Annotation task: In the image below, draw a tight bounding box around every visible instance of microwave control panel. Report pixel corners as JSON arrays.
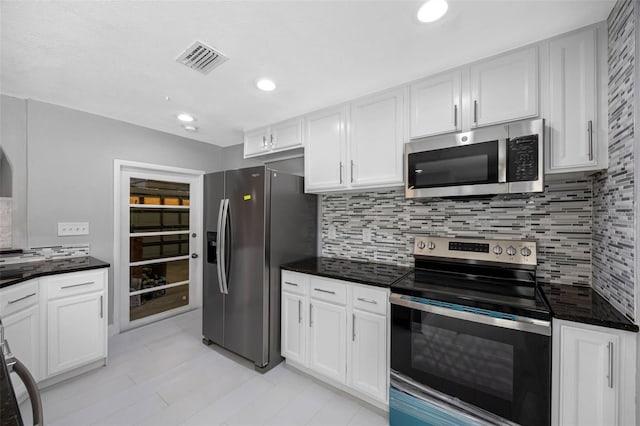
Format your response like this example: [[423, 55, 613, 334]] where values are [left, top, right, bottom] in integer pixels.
[[507, 135, 539, 182]]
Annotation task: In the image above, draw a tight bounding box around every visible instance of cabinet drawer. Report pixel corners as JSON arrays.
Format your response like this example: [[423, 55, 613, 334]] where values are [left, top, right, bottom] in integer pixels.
[[46, 270, 106, 300], [352, 285, 388, 315], [281, 271, 308, 296], [309, 277, 347, 305], [0, 280, 39, 317]]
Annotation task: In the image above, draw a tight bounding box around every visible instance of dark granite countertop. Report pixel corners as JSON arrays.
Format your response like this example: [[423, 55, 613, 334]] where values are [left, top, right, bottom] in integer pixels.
[[0, 257, 110, 289], [0, 348, 22, 426], [281, 257, 411, 288], [540, 282, 638, 332]]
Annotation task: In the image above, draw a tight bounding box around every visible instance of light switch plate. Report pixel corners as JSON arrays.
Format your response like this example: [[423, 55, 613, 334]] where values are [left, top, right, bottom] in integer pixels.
[[362, 228, 372, 243], [58, 222, 89, 236], [328, 224, 337, 239]]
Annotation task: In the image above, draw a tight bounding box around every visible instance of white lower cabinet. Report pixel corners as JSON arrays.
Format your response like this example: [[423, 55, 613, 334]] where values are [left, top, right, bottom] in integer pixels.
[[309, 299, 347, 383], [281, 291, 306, 365], [350, 308, 387, 402], [47, 291, 106, 376], [281, 270, 389, 408], [552, 319, 637, 426], [0, 267, 108, 391]]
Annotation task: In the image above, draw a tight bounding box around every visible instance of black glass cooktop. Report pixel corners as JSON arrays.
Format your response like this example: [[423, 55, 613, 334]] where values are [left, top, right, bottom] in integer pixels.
[[392, 264, 551, 321]]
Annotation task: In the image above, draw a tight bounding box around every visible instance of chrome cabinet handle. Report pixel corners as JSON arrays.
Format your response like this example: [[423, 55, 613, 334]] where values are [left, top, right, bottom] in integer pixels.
[[454, 104, 458, 128], [284, 281, 298, 287], [357, 297, 377, 304], [588, 120, 594, 161], [350, 160, 354, 183], [309, 303, 313, 327], [339, 162, 343, 184], [352, 313, 356, 341], [100, 295, 103, 319], [270, 134, 275, 148], [8, 293, 36, 304], [473, 100, 478, 125], [262, 135, 267, 148], [61, 282, 93, 289], [298, 300, 302, 324], [314, 288, 336, 295], [607, 341, 614, 389]]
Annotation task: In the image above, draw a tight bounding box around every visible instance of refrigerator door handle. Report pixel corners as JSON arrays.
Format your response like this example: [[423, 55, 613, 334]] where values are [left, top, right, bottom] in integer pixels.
[[216, 199, 225, 294], [220, 199, 230, 294]]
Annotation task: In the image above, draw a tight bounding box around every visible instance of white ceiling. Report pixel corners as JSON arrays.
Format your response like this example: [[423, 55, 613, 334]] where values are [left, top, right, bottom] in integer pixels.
[[0, 0, 614, 148]]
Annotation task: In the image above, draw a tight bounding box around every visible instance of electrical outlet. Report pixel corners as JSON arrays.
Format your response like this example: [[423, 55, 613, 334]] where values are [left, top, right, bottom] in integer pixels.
[[362, 228, 372, 243], [328, 224, 337, 239], [58, 222, 89, 236]]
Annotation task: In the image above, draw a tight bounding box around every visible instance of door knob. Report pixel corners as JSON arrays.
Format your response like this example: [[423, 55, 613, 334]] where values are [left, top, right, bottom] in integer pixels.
[[191, 253, 199, 259]]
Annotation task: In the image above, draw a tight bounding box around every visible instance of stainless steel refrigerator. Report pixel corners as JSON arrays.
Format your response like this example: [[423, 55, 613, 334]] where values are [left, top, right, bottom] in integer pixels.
[[202, 166, 317, 372]]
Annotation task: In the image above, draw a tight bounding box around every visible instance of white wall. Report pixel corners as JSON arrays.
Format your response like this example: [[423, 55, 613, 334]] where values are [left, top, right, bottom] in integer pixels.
[[1, 95, 226, 322]]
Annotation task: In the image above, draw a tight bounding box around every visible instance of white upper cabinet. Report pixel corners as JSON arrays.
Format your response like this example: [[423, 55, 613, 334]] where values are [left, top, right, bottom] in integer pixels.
[[304, 105, 348, 192], [547, 25, 606, 173], [470, 46, 539, 127], [350, 88, 404, 188], [243, 126, 270, 157], [410, 71, 461, 138], [243, 118, 303, 158]]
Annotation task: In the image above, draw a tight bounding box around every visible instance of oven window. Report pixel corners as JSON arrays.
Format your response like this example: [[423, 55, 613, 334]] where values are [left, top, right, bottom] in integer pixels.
[[408, 141, 499, 189], [412, 320, 514, 402]]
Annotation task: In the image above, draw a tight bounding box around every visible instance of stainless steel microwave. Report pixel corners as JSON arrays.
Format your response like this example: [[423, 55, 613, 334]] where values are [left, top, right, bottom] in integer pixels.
[[405, 119, 544, 199]]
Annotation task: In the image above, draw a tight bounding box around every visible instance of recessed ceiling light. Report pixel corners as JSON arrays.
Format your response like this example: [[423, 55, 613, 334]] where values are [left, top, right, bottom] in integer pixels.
[[183, 125, 198, 132], [417, 0, 448, 23], [256, 79, 276, 92], [177, 113, 195, 122]]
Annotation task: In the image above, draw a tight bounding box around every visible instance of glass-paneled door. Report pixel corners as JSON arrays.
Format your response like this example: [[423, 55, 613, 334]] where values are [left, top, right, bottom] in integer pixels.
[[120, 170, 201, 329]]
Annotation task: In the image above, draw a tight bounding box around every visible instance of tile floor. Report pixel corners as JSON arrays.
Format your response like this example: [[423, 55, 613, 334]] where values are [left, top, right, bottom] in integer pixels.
[[19, 309, 388, 426]]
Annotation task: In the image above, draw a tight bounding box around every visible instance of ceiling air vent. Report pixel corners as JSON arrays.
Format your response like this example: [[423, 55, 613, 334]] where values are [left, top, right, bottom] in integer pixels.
[[176, 41, 228, 75]]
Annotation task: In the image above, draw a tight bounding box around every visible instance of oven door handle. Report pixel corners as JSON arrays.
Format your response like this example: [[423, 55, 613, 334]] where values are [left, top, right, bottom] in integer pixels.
[[389, 293, 551, 336]]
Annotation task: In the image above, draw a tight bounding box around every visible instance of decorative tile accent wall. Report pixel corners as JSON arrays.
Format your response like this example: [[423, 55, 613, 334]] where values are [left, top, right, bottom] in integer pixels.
[[321, 177, 593, 286], [593, 0, 636, 321], [0, 197, 11, 249]]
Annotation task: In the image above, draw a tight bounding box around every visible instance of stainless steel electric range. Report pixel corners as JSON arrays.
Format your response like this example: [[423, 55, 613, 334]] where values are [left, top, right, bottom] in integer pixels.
[[389, 236, 551, 426]]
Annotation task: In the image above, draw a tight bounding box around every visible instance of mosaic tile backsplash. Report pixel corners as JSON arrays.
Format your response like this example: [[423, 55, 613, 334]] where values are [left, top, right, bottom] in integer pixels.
[[321, 177, 593, 286], [592, 0, 636, 322]]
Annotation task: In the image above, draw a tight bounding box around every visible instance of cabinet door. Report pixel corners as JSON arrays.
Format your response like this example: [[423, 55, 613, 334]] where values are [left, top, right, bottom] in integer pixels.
[[350, 88, 404, 188], [557, 324, 617, 426], [410, 71, 461, 138], [304, 105, 348, 192], [47, 291, 106, 376], [271, 118, 303, 151], [3, 305, 40, 397], [244, 127, 269, 158], [308, 299, 347, 383], [548, 28, 598, 172], [281, 291, 305, 365], [350, 309, 387, 402], [470, 47, 538, 127]]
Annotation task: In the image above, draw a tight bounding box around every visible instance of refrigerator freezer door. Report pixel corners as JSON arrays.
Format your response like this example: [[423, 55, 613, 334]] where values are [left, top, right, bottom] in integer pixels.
[[203, 172, 225, 346], [223, 167, 267, 365]]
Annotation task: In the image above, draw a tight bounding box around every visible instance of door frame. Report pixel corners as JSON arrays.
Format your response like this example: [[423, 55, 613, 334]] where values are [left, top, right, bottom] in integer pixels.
[[113, 160, 204, 334]]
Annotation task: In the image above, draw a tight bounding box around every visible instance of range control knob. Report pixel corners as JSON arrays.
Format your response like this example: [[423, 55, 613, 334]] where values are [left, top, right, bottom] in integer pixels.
[[427, 241, 436, 250], [521, 247, 532, 257], [493, 245, 503, 255], [506, 246, 517, 256], [417, 241, 426, 250]]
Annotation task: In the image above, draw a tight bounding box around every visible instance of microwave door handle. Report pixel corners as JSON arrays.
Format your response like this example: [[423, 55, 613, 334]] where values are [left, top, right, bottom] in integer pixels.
[[498, 139, 507, 183]]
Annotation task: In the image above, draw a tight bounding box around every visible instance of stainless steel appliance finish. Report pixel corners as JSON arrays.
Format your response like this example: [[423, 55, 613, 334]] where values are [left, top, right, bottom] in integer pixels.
[[405, 118, 544, 199], [390, 236, 551, 426], [203, 166, 317, 372]]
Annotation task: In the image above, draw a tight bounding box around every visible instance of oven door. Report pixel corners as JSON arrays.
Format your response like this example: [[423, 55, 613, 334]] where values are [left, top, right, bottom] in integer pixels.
[[405, 139, 507, 198], [390, 294, 551, 426]]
